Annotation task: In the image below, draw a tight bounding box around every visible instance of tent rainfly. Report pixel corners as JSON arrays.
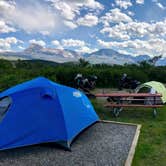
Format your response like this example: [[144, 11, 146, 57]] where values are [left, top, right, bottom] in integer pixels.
[[135, 81, 166, 103], [0, 77, 99, 150]]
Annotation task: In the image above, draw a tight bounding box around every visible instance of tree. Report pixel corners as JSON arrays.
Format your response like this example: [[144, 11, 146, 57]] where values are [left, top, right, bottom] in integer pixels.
[[78, 58, 90, 67], [139, 60, 152, 68], [148, 55, 162, 66]]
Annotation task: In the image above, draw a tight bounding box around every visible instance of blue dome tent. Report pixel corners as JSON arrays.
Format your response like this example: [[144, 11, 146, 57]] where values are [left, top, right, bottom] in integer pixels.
[[0, 77, 99, 150]]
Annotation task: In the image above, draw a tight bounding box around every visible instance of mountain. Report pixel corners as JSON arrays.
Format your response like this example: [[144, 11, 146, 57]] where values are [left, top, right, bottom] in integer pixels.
[[155, 58, 166, 66], [0, 51, 30, 60], [87, 49, 121, 57], [86, 49, 134, 65], [0, 45, 164, 65], [134, 55, 150, 62], [24, 44, 82, 62], [0, 44, 82, 63], [86, 49, 150, 65]]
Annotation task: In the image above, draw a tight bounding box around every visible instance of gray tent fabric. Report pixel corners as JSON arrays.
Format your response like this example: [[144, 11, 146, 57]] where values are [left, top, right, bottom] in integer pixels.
[[0, 97, 12, 122]]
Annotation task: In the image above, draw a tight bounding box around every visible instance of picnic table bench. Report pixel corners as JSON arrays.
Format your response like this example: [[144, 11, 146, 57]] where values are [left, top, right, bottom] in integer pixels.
[[95, 93, 164, 117]]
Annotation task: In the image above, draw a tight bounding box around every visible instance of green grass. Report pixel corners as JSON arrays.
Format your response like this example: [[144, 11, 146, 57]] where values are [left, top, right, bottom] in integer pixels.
[[91, 99, 166, 166]]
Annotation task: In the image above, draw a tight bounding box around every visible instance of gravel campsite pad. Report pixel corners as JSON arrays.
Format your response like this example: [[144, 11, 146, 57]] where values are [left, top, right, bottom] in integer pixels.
[[0, 122, 138, 166]]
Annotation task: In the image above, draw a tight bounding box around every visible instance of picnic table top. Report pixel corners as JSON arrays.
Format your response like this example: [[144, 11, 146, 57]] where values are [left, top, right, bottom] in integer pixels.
[[95, 93, 162, 97]]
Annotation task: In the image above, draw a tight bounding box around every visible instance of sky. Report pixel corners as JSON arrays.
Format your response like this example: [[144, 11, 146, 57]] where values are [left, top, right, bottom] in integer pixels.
[[1, 0, 166, 56]]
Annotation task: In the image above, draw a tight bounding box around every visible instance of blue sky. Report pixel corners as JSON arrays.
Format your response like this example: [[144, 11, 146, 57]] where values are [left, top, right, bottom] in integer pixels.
[[1, 0, 166, 56]]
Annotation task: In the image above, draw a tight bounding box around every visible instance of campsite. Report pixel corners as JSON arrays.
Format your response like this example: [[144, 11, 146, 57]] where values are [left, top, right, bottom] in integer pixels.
[[1, 0, 166, 165], [0, 59, 165, 165]]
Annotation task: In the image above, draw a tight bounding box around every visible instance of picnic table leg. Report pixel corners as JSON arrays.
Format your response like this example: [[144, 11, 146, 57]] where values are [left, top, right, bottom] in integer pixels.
[[113, 107, 123, 117], [113, 107, 119, 117], [153, 108, 157, 117], [153, 96, 157, 117], [113, 97, 120, 117]]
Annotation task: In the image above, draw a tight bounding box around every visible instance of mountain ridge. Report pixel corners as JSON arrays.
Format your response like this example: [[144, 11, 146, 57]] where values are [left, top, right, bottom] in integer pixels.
[[0, 44, 164, 65]]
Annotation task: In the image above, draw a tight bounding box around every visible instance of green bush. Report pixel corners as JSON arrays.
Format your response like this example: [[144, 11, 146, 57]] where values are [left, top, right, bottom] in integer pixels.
[[0, 59, 165, 91]]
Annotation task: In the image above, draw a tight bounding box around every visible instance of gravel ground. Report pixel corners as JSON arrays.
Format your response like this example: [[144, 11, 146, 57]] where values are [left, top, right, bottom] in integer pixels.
[[0, 122, 137, 166]]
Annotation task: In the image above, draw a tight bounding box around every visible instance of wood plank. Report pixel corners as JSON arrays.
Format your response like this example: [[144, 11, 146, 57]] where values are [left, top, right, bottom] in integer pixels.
[[95, 93, 162, 97], [125, 125, 141, 166], [100, 120, 141, 127], [104, 104, 163, 108], [108, 98, 162, 101]]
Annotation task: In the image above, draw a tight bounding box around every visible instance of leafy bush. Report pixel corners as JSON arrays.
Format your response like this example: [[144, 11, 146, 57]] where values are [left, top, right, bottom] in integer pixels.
[[0, 59, 165, 91]]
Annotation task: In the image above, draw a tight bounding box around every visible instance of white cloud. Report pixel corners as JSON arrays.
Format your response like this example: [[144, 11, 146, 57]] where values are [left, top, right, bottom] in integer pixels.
[[40, 31, 51, 36], [0, 20, 16, 33], [29, 39, 46, 47], [51, 40, 63, 49], [127, 11, 134, 16], [100, 20, 166, 40], [97, 38, 166, 56], [52, 1, 76, 20], [101, 22, 150, 39], [0, 0, 59, 35], [18, 46, 25, 50], [100, 25, 130, 40], [152, 0, 166, 10], [0, 0, 15, 11], [0, 0, 104, 34], [47, 0, 103, 29], [62, 39, 85, 47], [76, 46, 97, 53], [84, 0, 104, 10], [97, 39, 112, 48], [136, 0, 144, 4], [0, 37, 22, 51], [115, 0, 132, 9], [63, 20, 77, 29], [48, 0, 103, 20], [101, 8, 132, 26], [52, 40, 60, 46], [52, 38, 95, 53], [77, 14, 98, 27], [156, 2, 165, 10]]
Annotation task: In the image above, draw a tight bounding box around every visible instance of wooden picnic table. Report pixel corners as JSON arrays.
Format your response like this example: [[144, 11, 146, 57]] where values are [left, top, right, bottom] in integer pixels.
[[95, 93, 164, 117], [95, 93, 162, 97]]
